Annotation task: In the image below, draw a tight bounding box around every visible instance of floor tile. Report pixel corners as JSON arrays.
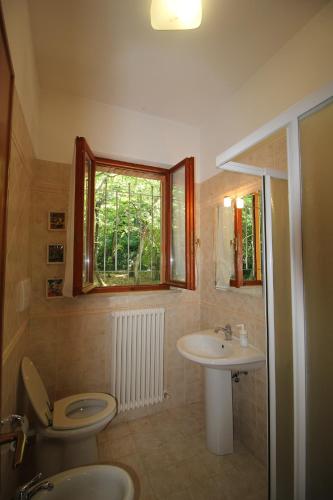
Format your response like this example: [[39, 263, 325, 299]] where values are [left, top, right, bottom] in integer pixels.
[[140, 448, 175, 474], [129, 417, 154, 435], [99, 421, 131, 441], [133, 431, 164, 454], [188, 476, 228, 500], [147, 464, 188, 500], [99, 434, 137, 461], [163, 489, 193, 500], [115, 452, 147, 479], [177, 456, 211, 485], [98, 403, 268, 500]]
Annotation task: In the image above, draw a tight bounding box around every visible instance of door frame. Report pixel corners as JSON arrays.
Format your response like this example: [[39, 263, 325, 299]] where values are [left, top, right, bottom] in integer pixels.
[[0, 5, 15, 415], [216, 81, 333, 500]]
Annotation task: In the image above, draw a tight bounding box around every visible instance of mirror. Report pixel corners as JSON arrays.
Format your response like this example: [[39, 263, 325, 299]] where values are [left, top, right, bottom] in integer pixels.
[[215, 174, 263, 292]]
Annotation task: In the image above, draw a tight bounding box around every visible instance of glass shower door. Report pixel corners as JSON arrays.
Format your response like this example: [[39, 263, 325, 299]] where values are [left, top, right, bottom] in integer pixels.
[[269, 177, 294, 500], [299, 98, 333, 499]]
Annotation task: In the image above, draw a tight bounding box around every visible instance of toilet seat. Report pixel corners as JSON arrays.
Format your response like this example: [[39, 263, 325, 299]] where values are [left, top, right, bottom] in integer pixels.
[[21, 357, 117, 433], [53, 393, 117, 430]]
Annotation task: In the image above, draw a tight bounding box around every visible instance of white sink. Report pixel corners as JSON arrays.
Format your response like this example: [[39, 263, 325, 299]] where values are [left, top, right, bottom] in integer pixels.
[[177, 330, 265, 370], [177, 329, 266, 456], [33, 465, 134, 500]]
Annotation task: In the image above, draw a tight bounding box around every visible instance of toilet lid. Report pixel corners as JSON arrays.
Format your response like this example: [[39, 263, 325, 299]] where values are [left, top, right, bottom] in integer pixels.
[[52, 393, 117, 430], [21, 357, 52, 427]]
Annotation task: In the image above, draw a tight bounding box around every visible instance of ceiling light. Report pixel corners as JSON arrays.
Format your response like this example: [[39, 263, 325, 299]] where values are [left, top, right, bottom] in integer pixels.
[[236, 197, 244, 209], [151, 0, 202, 30]]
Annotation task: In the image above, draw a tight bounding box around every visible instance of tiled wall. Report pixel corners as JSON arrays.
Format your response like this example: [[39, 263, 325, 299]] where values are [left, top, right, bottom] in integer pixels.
[[199, 171, 268, 464], [28, 161, 202, 420], [234, 128, 287, 172], [1, 91, 33, 499]]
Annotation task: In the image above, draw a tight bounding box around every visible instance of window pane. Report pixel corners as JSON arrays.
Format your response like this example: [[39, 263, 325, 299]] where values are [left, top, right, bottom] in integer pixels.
[[94, 168, 162, 287], [241, 192, 262, 282], [82, 153, 92, 287], [242, 194, 256, 280], [171, 166, 186, 282]]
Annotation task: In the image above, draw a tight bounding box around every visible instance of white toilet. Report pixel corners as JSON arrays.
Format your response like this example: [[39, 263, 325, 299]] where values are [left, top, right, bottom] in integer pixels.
[[21, 357, 117, 475]]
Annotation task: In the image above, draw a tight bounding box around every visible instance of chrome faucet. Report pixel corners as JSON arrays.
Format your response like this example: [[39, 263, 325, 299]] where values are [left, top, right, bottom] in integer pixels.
[[15, 473, 54, 500], [0, 414, 27, 468], [214, 324, 233, 340]]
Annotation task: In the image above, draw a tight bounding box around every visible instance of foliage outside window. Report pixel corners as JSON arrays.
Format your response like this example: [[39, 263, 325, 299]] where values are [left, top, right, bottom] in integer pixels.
[[230, 192, 262, 288], [73, 137, 195, 294], [94, 168, 162, 287]]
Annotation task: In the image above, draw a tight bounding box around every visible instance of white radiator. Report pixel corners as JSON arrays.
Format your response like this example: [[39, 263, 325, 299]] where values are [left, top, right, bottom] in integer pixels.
[[111, 308, 165, 413]]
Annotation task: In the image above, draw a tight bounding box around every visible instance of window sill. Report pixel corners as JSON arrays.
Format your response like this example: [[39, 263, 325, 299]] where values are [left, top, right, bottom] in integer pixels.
[[87, 287, 184, 298], [216, 285, 263, 298], [91, 284, 170, 294]]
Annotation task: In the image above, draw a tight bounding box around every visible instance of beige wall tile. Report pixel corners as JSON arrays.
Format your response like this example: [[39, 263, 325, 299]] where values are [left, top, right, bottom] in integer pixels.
[[1, 90, 33, 499]]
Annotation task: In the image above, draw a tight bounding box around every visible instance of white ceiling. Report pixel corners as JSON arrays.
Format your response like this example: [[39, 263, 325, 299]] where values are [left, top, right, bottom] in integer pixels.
[[28, 0, 328, 126]]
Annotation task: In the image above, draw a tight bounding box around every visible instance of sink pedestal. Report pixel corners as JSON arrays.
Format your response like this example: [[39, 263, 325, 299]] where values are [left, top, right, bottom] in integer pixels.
[[204, 368, 233, 455]]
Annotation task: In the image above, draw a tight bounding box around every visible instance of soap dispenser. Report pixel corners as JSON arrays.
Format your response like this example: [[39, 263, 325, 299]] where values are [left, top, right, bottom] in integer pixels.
[[237, 324, 248, 347]]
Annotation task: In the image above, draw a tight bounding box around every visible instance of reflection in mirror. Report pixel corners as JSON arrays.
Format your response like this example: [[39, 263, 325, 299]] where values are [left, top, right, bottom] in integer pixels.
[[215, 203, 234, 288], [232, 192, 262, 285], [215, 176, 263, 291]]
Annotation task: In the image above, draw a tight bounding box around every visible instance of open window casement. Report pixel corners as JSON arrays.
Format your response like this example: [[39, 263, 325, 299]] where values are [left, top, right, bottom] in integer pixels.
[[73, 137, 96, 295], [73, 137, 195, 295], [166, 157, 195, 290]]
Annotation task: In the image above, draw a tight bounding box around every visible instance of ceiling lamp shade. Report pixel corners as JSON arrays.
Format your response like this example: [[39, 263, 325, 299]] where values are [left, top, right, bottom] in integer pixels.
[[151, 0, 202, 30]]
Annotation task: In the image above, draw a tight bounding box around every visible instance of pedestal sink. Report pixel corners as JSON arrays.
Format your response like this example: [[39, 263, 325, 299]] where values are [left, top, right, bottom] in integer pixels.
[[177, 329, 265, 455]]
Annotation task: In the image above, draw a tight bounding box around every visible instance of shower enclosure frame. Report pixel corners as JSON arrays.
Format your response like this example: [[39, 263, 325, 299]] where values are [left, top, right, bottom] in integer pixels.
[[215, 81, 333, 500], [218, 158, 289, 500]]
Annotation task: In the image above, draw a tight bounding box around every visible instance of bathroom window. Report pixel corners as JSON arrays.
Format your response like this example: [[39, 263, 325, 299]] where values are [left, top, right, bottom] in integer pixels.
[[230, 192, 262, 287], [73, 137, 195, 294]]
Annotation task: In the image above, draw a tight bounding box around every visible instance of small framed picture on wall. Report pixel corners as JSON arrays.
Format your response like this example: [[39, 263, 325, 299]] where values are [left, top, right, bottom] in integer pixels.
[[46, 278, 64, 299], [48, 211, 66, 231], [47, 244, 65, 264]]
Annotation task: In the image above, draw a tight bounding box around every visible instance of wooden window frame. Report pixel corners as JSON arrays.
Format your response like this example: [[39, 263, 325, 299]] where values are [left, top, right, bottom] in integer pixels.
[[73, 137, 96, 295], [166, 158, 195, 290], [73, 137, 195, 295], [229, 192, 262, 288]]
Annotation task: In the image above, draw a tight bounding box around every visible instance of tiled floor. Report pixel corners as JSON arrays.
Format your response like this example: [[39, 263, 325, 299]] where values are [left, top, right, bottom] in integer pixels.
[[97, 403, 267, 500]]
